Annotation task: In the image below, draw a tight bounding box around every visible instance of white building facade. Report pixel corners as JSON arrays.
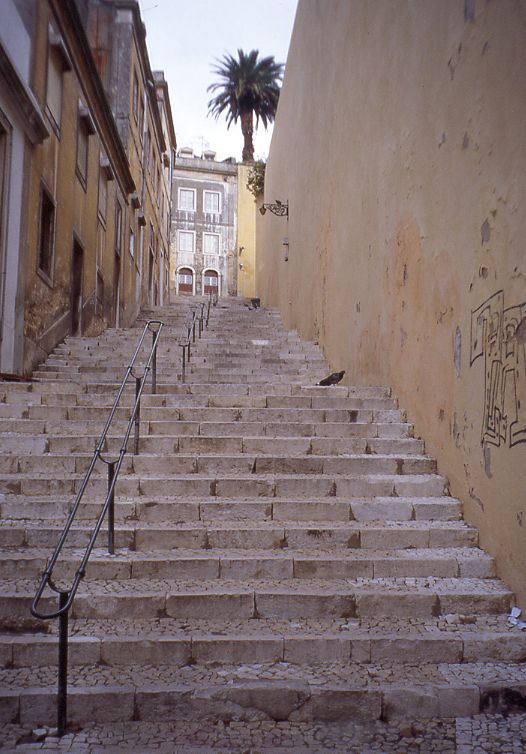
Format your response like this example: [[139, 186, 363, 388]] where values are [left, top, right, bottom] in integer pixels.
[[171, 148, 238, 298]]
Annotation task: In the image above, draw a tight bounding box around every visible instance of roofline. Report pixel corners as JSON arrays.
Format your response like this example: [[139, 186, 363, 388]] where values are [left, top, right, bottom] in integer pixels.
[[153, 71, 177, 150], [100, 0, 166, 153]]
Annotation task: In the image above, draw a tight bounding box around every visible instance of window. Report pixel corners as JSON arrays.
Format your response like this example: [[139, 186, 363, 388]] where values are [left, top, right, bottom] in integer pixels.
[[115, 203, 122, 257], [177, 267, 194, 294], [129, 227, 135, 258], [204, 190, 220, 214], [144, 128, 150, 171], [46, 49, 63, 130], [132, 70, 139, 122], [98, 169, 107, 221], [203, 233, 220, 255], [46, 27, 71, 131], [178, 230, 194, 253], [156, 167, 161, 205], [38, 184, 55, 280], [76, 118, 89, 185], [139, 97, 144, 136], [96, 223, 105, 270], [178, 188, 195, 211]]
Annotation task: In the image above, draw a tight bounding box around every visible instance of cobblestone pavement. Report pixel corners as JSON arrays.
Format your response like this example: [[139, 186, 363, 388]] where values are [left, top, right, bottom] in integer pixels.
[[1, 714, 525, 753]]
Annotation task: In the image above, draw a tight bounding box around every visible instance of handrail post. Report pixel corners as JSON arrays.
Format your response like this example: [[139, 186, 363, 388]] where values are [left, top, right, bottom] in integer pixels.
[[107, 461, 116, 555], [182, 345, 186, 383], [134, 377, 141, 455], [151, 329, 157, 395], [57, 591, 69, 736], [192, 316, 196, 343]]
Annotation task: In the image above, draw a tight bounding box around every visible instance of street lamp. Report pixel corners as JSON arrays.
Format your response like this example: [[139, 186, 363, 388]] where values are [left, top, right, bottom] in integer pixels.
[[259, 200, 289, 217]]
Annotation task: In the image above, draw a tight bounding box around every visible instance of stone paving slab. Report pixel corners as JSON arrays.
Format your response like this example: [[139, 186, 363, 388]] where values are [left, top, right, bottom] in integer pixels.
[[1, 714, 524, 754]]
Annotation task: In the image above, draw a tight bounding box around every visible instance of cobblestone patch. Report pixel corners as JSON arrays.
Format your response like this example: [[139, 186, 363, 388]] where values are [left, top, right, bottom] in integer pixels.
[[1, 659, 526, 690], [1, 714, 526, 753]]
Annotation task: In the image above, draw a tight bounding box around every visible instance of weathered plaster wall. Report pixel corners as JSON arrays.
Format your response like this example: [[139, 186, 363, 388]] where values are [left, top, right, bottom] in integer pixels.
[[259, 0, 526, 606], [237, 164, 257, 299]]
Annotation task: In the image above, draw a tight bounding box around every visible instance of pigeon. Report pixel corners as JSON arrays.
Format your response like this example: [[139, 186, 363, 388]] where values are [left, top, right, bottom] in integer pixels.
[[318, 370, 345, 386]]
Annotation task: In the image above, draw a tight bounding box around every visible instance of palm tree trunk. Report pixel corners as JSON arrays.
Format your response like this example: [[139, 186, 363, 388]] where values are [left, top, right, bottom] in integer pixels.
[[241, 110, 254, 163]]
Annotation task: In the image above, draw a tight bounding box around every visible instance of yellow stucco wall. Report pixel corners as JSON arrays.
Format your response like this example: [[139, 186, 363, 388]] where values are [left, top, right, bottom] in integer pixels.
[[237, 164, 257, 299], [259, 0, 526, 607]]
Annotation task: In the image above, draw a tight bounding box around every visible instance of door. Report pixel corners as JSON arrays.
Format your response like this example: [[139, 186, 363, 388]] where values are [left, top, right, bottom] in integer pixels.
[[71, 239, 84, 335]]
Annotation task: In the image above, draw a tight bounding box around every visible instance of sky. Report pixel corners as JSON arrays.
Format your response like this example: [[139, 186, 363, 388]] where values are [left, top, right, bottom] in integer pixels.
[[139, 0, 298, 162]]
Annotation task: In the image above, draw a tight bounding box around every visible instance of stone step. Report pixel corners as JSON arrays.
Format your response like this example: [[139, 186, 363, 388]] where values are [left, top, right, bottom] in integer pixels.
[[1, 659, 525, 726], [0, 520, 477, 550], [0, 472, 448, 499], [20, 405, 401, 423], [0, 495, 461, 523], [35, 435, 424, 456], [0, 453, 436, 477], [0, 546, 494, 581], [0, 577, 512, 622], [1, 615, 524, 670]]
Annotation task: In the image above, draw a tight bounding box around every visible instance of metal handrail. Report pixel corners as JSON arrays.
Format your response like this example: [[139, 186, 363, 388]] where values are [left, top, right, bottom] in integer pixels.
[[178, 294, 216, 382], [30, 319, 163, 734]]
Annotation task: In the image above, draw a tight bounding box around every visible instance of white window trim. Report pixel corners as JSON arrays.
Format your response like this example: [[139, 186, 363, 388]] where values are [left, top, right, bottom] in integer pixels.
[[176, 264, 196, 295], [203, 190, 221, 214], [178, 187, 196, 211], [203, 232, 221, 255], [202, 267, 221, 295], [178, 229, 196, 253]]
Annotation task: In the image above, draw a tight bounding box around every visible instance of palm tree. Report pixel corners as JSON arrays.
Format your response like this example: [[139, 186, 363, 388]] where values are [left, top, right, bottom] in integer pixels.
[[207, 49, 284, 163]]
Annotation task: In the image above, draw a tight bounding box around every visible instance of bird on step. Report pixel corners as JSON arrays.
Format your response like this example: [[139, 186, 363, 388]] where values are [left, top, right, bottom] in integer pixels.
[[318, 370, 345, 386]]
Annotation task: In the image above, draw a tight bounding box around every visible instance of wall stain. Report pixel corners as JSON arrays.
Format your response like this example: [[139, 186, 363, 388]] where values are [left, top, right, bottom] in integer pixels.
[[454, 326, 462, 377], [470, 290, 526, 447], [481, 219, 491, 244], [469, 486, 485, 512]]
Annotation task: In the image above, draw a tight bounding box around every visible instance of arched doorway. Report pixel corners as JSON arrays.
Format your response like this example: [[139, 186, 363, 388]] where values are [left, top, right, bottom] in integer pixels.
[[177, 266, 194, 295], [203, 268, 219, 296]]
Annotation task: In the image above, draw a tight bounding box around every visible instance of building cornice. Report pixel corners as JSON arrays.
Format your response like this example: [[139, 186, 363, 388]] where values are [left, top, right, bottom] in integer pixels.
[[0, 40, 49, 144]]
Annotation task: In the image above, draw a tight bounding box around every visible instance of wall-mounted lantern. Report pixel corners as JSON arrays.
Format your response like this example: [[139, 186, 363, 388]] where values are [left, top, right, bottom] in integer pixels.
[[259, 200, 289, 217]]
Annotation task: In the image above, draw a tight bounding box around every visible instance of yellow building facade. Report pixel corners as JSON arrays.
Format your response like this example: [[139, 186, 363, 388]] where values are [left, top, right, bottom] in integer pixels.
[[258, 0, 526, 607]]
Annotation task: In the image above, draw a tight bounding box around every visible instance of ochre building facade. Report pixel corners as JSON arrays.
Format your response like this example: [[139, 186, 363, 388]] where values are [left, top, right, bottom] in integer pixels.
[[0, 0, 175, 376], [258, 0, 526, 607]]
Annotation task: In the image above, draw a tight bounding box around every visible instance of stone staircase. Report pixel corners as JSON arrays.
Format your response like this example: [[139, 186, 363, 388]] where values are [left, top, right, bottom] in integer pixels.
[[0, 297, 525, 738]]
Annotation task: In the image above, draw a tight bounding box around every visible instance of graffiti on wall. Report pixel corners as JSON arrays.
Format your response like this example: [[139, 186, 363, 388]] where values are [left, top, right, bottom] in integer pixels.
[[470, 290, 526, 448]]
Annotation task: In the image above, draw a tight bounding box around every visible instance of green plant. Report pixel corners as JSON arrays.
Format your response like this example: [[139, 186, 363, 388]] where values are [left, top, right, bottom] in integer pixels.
[[246, 160, 266, 199], [207, 49, 284, 163]]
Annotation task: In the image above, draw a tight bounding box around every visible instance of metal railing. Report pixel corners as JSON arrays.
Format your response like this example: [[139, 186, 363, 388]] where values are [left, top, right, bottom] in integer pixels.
[[179, 293, 217, 382], [30, 320, 163, 735]]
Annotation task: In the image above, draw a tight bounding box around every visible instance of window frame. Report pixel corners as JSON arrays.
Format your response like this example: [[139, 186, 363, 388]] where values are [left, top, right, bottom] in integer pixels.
[[203, 190, 221, 214], [203, 232, 221, 256], [178, 187, 196, 212], [178, 229, 195, 253], [36, 182, 56, 285], [45, 25, 72, 134]]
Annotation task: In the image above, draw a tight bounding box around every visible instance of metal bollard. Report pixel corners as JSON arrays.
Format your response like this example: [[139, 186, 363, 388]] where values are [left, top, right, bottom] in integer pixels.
[[134, 377, 141, 455], [57, 591, 69, 736], [151, 330, 157, 395], [107, 461, 116, 554]]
